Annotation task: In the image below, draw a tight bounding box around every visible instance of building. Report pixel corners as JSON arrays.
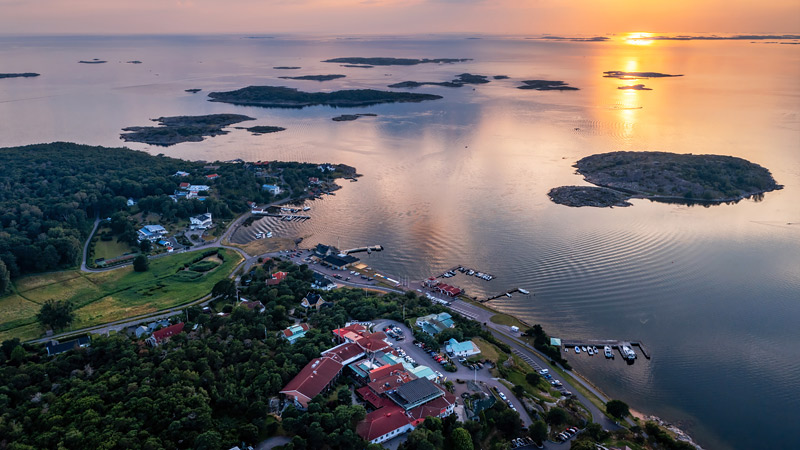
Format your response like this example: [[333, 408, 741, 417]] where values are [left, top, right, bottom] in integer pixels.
[[308, 177, 321, 185], [262, 184, 281, 195], [187, 185, 210, 192], [312, 272, 336, 291], [281, 323, 311, 344], [300, 292, 328, 310], [266, 271, 288, 286], [356, 405, 414, 444], [45, 336, 90, 356], [387, 378, 445, 411], [321, 254, 359, 270], [137, 224, 167, 242], [321, 342, 365, 365], [407, 388, 457, 422], [280, 356, 344, 409], [205, 173, 220, 180], [189, 213, 213, 230], [174, 171, 190, 177], [240, 300, 266, 313], [146, 322, 185, 347], [415, 313, 456, 335], [332, 323, 393, 355], [445, 338, 481, 358], [126, 198, 136, 206], [434, 283, 462, 297]]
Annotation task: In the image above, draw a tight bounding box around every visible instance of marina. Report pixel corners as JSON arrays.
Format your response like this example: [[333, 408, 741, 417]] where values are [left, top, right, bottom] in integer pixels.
[[560, 339, 651, 361], [437, 265, 496, 281]]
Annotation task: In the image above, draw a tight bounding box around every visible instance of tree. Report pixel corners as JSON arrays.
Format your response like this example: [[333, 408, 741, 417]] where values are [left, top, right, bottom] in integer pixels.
[[528, 420, 548, 444], [36, 299, 75, 330], [194, 431, 221, 450], [0, 260, 10, 295], [212, 278, 236, 298], [139, 239, 152, 253], [545, 407, 569, 427], [133, 254, 149, 272], [606, 399, 630, 419], [512, 384, 526, 398], [452, 428, 474, 450], [10, 345, 26, 364], [525, 372, 541, 386]]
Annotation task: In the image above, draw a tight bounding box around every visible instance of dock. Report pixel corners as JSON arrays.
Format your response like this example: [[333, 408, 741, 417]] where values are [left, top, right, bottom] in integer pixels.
[[483, 288, 530, 302], [560, 339, 651, 360], [437, 265, 496, 281], [251, 211, 311, 221], [342, 245, 384, 255]]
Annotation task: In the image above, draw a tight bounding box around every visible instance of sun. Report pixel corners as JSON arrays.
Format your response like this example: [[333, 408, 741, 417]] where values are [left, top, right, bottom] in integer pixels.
[[625, 32, 654, 46]]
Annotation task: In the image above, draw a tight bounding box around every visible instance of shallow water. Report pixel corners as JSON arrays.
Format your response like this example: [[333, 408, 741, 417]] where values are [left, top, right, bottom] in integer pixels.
[[1, 35, 798, 449]]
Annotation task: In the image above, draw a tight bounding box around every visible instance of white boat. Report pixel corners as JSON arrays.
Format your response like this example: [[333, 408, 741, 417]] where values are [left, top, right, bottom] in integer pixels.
[[254, 232, 264, 239], [266, 231, 273, 238], [574, 346, 580, 353], [587, 347, 594, 355], [604, 346, 613, 358], [505, 292, 512, 298], [302, 206, 311, 211], [518, 288, 530, 295], [581, 346, 587, 352], [621, 345, 637, 360], [592, 346, 599, 354], [565, 347, 569, 352]]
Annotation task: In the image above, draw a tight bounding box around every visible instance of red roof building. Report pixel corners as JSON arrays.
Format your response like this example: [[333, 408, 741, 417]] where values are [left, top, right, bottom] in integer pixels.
[[146, 323, 185, 346], [205, 173, 219, 180], [406, 390, 457, 422], [179, 182, 190, 189], [280, 356, 343, 409], [321, 342, 365, 365], [356, 405, 414, 444], [266, 271, 288, 286]]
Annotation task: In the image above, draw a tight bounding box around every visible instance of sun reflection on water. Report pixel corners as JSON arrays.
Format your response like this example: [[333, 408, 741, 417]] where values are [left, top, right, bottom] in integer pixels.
[[625, 32, 654, 46]]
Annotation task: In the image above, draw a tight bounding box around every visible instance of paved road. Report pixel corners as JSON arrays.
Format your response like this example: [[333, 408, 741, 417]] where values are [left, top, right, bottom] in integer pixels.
[[80, 215, 101, 271]]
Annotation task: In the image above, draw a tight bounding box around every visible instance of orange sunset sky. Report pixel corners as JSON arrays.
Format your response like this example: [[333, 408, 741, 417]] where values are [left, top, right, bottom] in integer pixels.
[[0, 0, 798, 35]]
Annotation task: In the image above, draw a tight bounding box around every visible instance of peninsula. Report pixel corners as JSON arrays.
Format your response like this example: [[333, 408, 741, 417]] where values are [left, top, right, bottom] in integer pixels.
[[322, 57, 471, 66], [0, 73, 40, 79], [388, 73, 490, 88], [120, 114, 255, 146], [207, 85, 442, 108], [603, 71, 683, 79], [517, 80, 579, 90], [278, 74, 346, 81], [549, 151, 781, 207]]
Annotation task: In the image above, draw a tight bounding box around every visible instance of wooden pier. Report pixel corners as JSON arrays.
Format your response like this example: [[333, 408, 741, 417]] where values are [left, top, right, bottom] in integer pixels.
[[560, 339, 651, 360], [483, 288, 530, 302], [342, 245, 384, 255], [251, 211, 311, 221]]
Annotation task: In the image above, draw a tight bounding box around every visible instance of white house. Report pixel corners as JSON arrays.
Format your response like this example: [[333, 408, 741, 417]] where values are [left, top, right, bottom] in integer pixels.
[[174, 171, 190, 177], [445, 338, 481, 358], [262, 184, 281, 195], [190, 213, 212, 230], [137, 224, 167, 242], [188, 185, 210, 192]]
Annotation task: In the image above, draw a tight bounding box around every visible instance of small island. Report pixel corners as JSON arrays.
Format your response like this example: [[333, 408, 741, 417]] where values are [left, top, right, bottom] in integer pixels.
[[549, 151, 781, 207], [332, 113, 378, 122], [0, 73, 40, 79], [273, 66, 301, 70], [322, 57, 471, 66], [341, 64, 374, 68], [493, 75, 509, 80], [241, 125, 286, 135], [79, 59, 107, 64], [517, 80, 579, 91], [278, 74, 346, 81], [388, 73, 490, 88], [185, 88, 202, 93], [126, 60, 142, 64], [603, 71, 683, 79], [120, 114, 255, 146], [618, 84, 652, 90], [207, 85, 442, 108]]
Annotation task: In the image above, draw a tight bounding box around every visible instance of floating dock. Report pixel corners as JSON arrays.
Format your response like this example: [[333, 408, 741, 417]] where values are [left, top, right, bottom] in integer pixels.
[[483, 288, 530, 302], [251, 212, 310, 221], [342, 245, 384, 255], [560, 339, 651, 360]]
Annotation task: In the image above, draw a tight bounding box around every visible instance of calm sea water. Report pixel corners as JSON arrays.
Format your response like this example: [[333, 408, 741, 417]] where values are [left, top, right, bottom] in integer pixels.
[[1, 35, 798, 449]]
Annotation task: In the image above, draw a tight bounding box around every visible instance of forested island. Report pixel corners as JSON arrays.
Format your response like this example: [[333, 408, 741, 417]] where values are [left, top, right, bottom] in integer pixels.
[[549, 151, 781, 207], [208, 86, 442, 108], [120, 114, 255, 145], [0, 73, 40, 79], [322, 57, 471, 66], [603, 71, 682, 79], [278, 74, 346, 81], [388, 73, 490, 88], [517, 80, 579, 91]]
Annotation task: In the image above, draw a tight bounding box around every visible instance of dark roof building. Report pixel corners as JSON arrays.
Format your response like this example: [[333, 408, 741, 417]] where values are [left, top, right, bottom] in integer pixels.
[[45, 336, 91, 356], [387, 378, 444, 410], [321, 254, 359, 269]]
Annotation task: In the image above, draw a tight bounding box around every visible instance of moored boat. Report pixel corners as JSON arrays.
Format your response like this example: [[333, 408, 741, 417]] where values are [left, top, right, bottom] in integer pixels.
[[518, 288, 530, 294], [574, 346, 580, 353], [604, 345, 613, 358]]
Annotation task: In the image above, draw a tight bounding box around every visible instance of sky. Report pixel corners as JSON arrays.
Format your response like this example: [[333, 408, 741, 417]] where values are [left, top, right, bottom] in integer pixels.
[[0, 0, 798, 35]]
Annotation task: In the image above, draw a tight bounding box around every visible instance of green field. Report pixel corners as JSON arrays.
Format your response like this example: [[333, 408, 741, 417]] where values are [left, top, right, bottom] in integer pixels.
[[1, 248, 243, 341], [94, 238, 136, 261]]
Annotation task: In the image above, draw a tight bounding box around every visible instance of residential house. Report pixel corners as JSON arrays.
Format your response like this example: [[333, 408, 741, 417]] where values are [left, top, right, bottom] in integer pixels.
[[126, 198, 136, 206], [146, 323, 185, 347], [262, 184, 281, 195], [266, 271, 288, 286], [308, 177, 321, 185], [445, 338, 480, 358], [240, 300, 266, 313], [312, 272, 336, 291], [174, 171, 190, 177], [133, 326, 149, 338], [280, 356, 343, 409], [45, 337, 90, 357], [300, 292, 329, 310], [356, 405, 414, 444], [137, 224, 167, 242], [205, 173, 220, 180], [318, 164, 335, 172], [179, 182, 191, 189], [415, 313, 455, 335], [189, 213, 213, 230], [187, 185, 210, 192], [281, 323, 311, 344]]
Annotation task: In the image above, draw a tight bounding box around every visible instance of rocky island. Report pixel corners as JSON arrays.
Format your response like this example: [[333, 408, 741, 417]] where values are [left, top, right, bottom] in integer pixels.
[[185, 88, 202, 93], [278, 74, 346, 81], [273, 66, 301, 69], [0, 73, 40, 79], [120, 114, 255, 146], [493, 75, 509, 79], [126, 60, 142, 64], [79, 59, 107, 64], [332, 113, 378, 122], [241, 125, 286, 135], [549, 151, 781, 207], [517, 80, 579, 90], [207, 85, 442, 108], [604, 71, 683, 79], [322, 57, 471, 66], [388, 73, 490, 88]]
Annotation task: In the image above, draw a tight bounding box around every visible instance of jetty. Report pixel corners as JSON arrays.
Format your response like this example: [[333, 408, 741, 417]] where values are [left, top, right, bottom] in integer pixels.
[[342, 245, 384, 255], [561, 339, 651, 360], [438, 265, 496, 281], [484, 288, 530, 302], [250, 210, 311, 221]]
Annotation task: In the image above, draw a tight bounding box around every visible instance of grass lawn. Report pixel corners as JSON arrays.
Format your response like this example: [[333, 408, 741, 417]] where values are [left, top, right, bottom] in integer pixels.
[[94, 238, 136, 261], [490, 313, 529, 329], [0, 294, 43, 332], [472, 337, 504, 363], [2, 248, 243, 341]]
